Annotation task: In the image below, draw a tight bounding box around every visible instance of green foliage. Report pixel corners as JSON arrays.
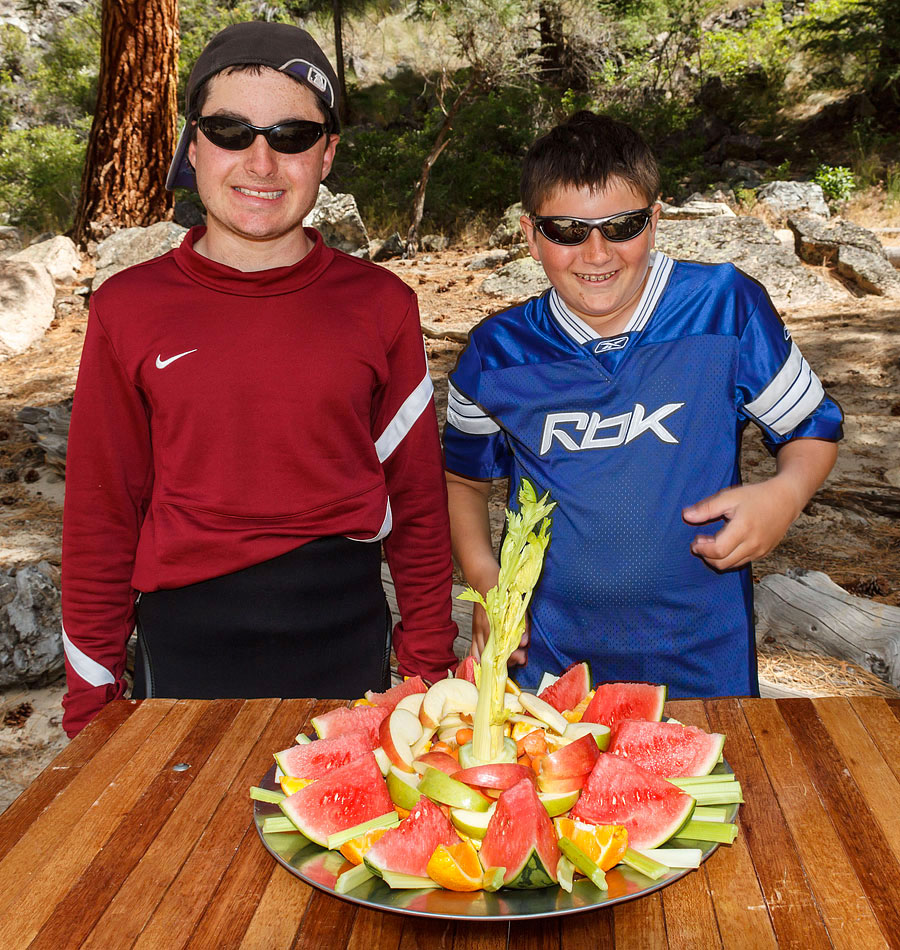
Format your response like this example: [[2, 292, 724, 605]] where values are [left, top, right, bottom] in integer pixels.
[[701, 3, 790, 86], [812, 163, 856, 201], [0, 123, 88, 232]]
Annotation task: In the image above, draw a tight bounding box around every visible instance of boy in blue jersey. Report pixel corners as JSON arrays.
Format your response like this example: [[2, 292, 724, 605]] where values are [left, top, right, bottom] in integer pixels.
[[443, 111, 842, 698]]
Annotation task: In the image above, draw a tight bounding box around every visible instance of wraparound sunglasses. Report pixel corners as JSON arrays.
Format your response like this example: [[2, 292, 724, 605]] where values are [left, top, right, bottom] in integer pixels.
[[532, 206, 654, 245], [196, 115, 329, 154]]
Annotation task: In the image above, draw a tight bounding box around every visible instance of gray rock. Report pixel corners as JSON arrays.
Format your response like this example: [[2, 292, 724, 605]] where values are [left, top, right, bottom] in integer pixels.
[[420, 234, 450, 252], [371, 232, 404, 262], [481, 258, 550, 300], [174, 199, 205, 229], [0, 261, 56, 361], [92, 221, 188, 292], [720, 160, 764, 188], [17, 399, 72, 475], [302, 184, 369, 257], [0, 561, 63, 689], [10, 234, 81, 283], [655, 217, 845, 309], [0, 226, 24, 257], [660, 200, 736, 220], [756, 181, 830, 220], [489, 203, 525, 248], [787, 213, 885, 266], [466, 246, 529, 270], [836, 245, 900, 297]]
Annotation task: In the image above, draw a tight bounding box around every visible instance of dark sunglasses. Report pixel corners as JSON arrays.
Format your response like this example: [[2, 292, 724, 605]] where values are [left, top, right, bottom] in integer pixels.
[[532, 207, 654, 245], [196, 115, 328, 154]]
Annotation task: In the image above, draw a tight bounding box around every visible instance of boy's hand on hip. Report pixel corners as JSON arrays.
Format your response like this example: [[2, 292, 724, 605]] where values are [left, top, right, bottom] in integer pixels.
[[682, 479, 798, 571]]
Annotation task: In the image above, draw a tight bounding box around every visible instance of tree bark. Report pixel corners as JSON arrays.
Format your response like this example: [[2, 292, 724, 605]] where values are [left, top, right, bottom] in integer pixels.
[[331, 0, 348, 125], [71, 0, 179, 245]]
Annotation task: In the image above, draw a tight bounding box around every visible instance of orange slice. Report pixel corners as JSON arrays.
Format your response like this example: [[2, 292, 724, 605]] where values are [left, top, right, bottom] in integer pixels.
[[279, 775, 315, 796], [554, 818, 628, 871], [426, 840, 484, 891], [338, 826, 389, 865], [563, 691, 594, 723]]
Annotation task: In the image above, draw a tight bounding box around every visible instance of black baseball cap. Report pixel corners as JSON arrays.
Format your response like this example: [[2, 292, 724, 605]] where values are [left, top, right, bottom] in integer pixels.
[[166, 21, 341, 191]]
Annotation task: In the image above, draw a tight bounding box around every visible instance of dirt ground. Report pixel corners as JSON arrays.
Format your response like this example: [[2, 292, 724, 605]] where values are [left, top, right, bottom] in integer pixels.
[[1, 244, 899, 813]]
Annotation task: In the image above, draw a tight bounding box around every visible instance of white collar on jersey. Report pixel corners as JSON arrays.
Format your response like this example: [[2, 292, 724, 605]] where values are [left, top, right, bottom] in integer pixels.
[[547, 250, 675, 346]]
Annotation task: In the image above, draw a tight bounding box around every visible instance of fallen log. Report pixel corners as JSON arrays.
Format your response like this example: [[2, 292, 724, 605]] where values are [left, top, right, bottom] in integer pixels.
[[755, 569, 900, 690], [421, 321, 469, 344], [810, 487, 900, 520]]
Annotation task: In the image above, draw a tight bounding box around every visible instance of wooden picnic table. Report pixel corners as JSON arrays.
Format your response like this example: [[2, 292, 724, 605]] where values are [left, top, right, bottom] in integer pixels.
[[1, 695, 900, 948]]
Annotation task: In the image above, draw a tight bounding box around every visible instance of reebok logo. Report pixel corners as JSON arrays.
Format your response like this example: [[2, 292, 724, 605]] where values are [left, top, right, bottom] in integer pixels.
[[593, 335, 629, 354], [156, 349, 197, 369], [539, 402, 685, 454]]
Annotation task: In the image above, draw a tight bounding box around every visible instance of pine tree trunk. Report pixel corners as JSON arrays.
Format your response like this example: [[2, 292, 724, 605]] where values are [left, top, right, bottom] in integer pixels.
[[71, 0, 179, 245], [332, 0, 348, 125]]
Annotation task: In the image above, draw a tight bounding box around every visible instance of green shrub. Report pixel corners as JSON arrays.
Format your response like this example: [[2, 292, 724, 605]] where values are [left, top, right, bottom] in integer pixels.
[[812, 163, 856, 201], [0, 124, 88, 233]]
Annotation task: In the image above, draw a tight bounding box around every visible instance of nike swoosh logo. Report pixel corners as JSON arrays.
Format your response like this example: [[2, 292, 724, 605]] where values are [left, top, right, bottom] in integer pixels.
[[156, 349, 197, 369]]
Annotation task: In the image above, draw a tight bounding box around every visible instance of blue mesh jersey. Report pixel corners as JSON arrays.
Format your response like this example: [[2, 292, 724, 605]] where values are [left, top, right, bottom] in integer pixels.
[[444, 252, 843, 698]]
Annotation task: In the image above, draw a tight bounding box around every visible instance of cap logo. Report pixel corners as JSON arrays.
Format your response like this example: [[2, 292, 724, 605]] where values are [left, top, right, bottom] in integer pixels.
[[280, 59, 334, 106]]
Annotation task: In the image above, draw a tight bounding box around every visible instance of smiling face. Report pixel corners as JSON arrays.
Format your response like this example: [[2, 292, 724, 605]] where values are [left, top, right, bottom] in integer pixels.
[[188, 67, 338, 270], [521, 178, 660, 338]]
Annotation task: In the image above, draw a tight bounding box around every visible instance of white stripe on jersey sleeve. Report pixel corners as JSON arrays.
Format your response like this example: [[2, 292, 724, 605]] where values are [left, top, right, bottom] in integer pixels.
[[446, 382, 500, 435], [375, 371, 434, 463], [63, 626, 115, 687], [744, 342, 825, 435]]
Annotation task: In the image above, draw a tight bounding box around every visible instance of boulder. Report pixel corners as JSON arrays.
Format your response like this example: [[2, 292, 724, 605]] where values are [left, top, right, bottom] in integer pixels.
[[466, 246, 528, 270], [302, 184, 369, 257], [481, 257, 550, 300], [756, 181, 830, 220], [0, 261, 56, 361], [0, 561, 63, 689], [659, 199, 736, 220], [0, 226, 24, 257], [489, 203, 525, 248], [654, 217, 845, 309], [787, 213, 885, 266], [10, 235, 81, 283], [17, 399, 72, 476], [92, 221, 188, 292], [420, 234, 450, 252], [835, 245, 900, 297], [371, 232, 404, 262]]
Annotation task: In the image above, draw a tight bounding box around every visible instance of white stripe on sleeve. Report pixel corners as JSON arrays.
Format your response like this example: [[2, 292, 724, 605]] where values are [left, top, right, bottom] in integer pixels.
[[62, 626, 115, 687], [375, 371, 434, 463], [446, 382, 500, 435], [744, 343, 825, 435]]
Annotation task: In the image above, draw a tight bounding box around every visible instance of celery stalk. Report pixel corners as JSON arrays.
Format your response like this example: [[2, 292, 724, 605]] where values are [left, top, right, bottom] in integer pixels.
[[250, 786, 285, 804], [459, 479, 556, 764]]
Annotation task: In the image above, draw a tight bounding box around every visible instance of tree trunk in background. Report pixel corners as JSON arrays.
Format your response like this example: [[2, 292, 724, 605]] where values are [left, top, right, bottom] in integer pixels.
[[332, 0, 348, 125], [71, 0, 179, 245], [538, 2, 565, 84]]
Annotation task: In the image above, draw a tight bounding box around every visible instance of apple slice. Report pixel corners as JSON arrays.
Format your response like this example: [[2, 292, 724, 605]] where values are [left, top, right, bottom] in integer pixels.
[[420, 678, 479, 730], [518, 692, 568, 735], [452, 763, 534, 791], [410, 726, 436, 759], [386, 766, 423, 810], [395, 692, 426, 718], [538, 733, 600, 781], [563, 720, 611, 752], [413, 751, 460, 776], [378, 708, 424, 773], [418, 766, 493, 811], [503, 692, 523, 714], [538, 788, 581, 817]]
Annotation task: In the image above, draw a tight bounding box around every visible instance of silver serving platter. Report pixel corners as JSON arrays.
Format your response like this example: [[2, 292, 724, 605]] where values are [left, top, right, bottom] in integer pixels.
[[253, 760, 738, 921]]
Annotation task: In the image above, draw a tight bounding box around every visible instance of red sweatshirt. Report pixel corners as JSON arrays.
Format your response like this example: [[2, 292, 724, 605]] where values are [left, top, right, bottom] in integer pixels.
[[61, 227, 458, 735]]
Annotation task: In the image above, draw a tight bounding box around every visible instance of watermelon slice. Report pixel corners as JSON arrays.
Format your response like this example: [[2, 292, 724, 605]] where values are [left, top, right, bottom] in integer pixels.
[[280, 752, 395, 847], [364, 796, 460, 878], [311, 704, 390, 745], [365, 676, 428, 709], [572, 751, 695, 850], [581, 681, 666, 729], [274, 730, 373, 779], [455, 655, 477, 684], [538, 661, 591, 713], [480, 778, 560, 889], [608, 720, 725, 777]]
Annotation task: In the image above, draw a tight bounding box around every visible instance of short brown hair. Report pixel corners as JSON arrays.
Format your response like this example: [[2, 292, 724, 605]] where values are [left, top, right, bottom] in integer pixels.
[[520, 111, 660, 214]]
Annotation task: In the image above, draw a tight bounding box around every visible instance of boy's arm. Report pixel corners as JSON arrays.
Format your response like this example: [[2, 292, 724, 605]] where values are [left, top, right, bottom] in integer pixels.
[[682, 437, 838, 571], [445, 472, 529, 664]]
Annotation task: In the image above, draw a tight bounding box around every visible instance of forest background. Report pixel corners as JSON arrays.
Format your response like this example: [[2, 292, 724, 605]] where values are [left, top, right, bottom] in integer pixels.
[[1, 0, 899, 245]]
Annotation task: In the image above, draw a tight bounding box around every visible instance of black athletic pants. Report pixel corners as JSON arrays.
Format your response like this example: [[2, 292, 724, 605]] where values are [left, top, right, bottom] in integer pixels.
[[133, 536, 392, 701]]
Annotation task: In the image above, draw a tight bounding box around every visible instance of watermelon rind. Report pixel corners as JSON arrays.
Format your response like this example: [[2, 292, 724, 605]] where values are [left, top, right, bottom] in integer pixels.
[[609, 720, 725, 777], [581, 682, 667, 730], [538, 662, 592, 713], [279, 753, 393, 847], [502, 849, 557, 889]]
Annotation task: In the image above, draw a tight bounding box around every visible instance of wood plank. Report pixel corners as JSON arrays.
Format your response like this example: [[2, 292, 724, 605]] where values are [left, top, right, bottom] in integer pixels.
[[30, 698, 252, 950], [850, 697, 900, 786], [507, 916, 559, 950], [779, 698, 900, 948], [742, 699, 888, 950], [814, 698, 900, 866], [705, 699, 824, 949], [451, 921, 509, 949], [291, 888, 358, 949], [614, 891, 667, 950], [126, 699, 323, 950], [0, 699, 135, 861], [345, 906, 406, 950], [0, 698, 175, 898], [238, 864, 311, 950], [0, 698, 193, 934], [558, 909, 614, 950], [398, 917, 455, 950]]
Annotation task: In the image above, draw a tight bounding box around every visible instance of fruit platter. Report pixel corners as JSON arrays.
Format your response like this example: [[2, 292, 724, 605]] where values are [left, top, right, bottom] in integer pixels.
[[251, 482, 743, 920]]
